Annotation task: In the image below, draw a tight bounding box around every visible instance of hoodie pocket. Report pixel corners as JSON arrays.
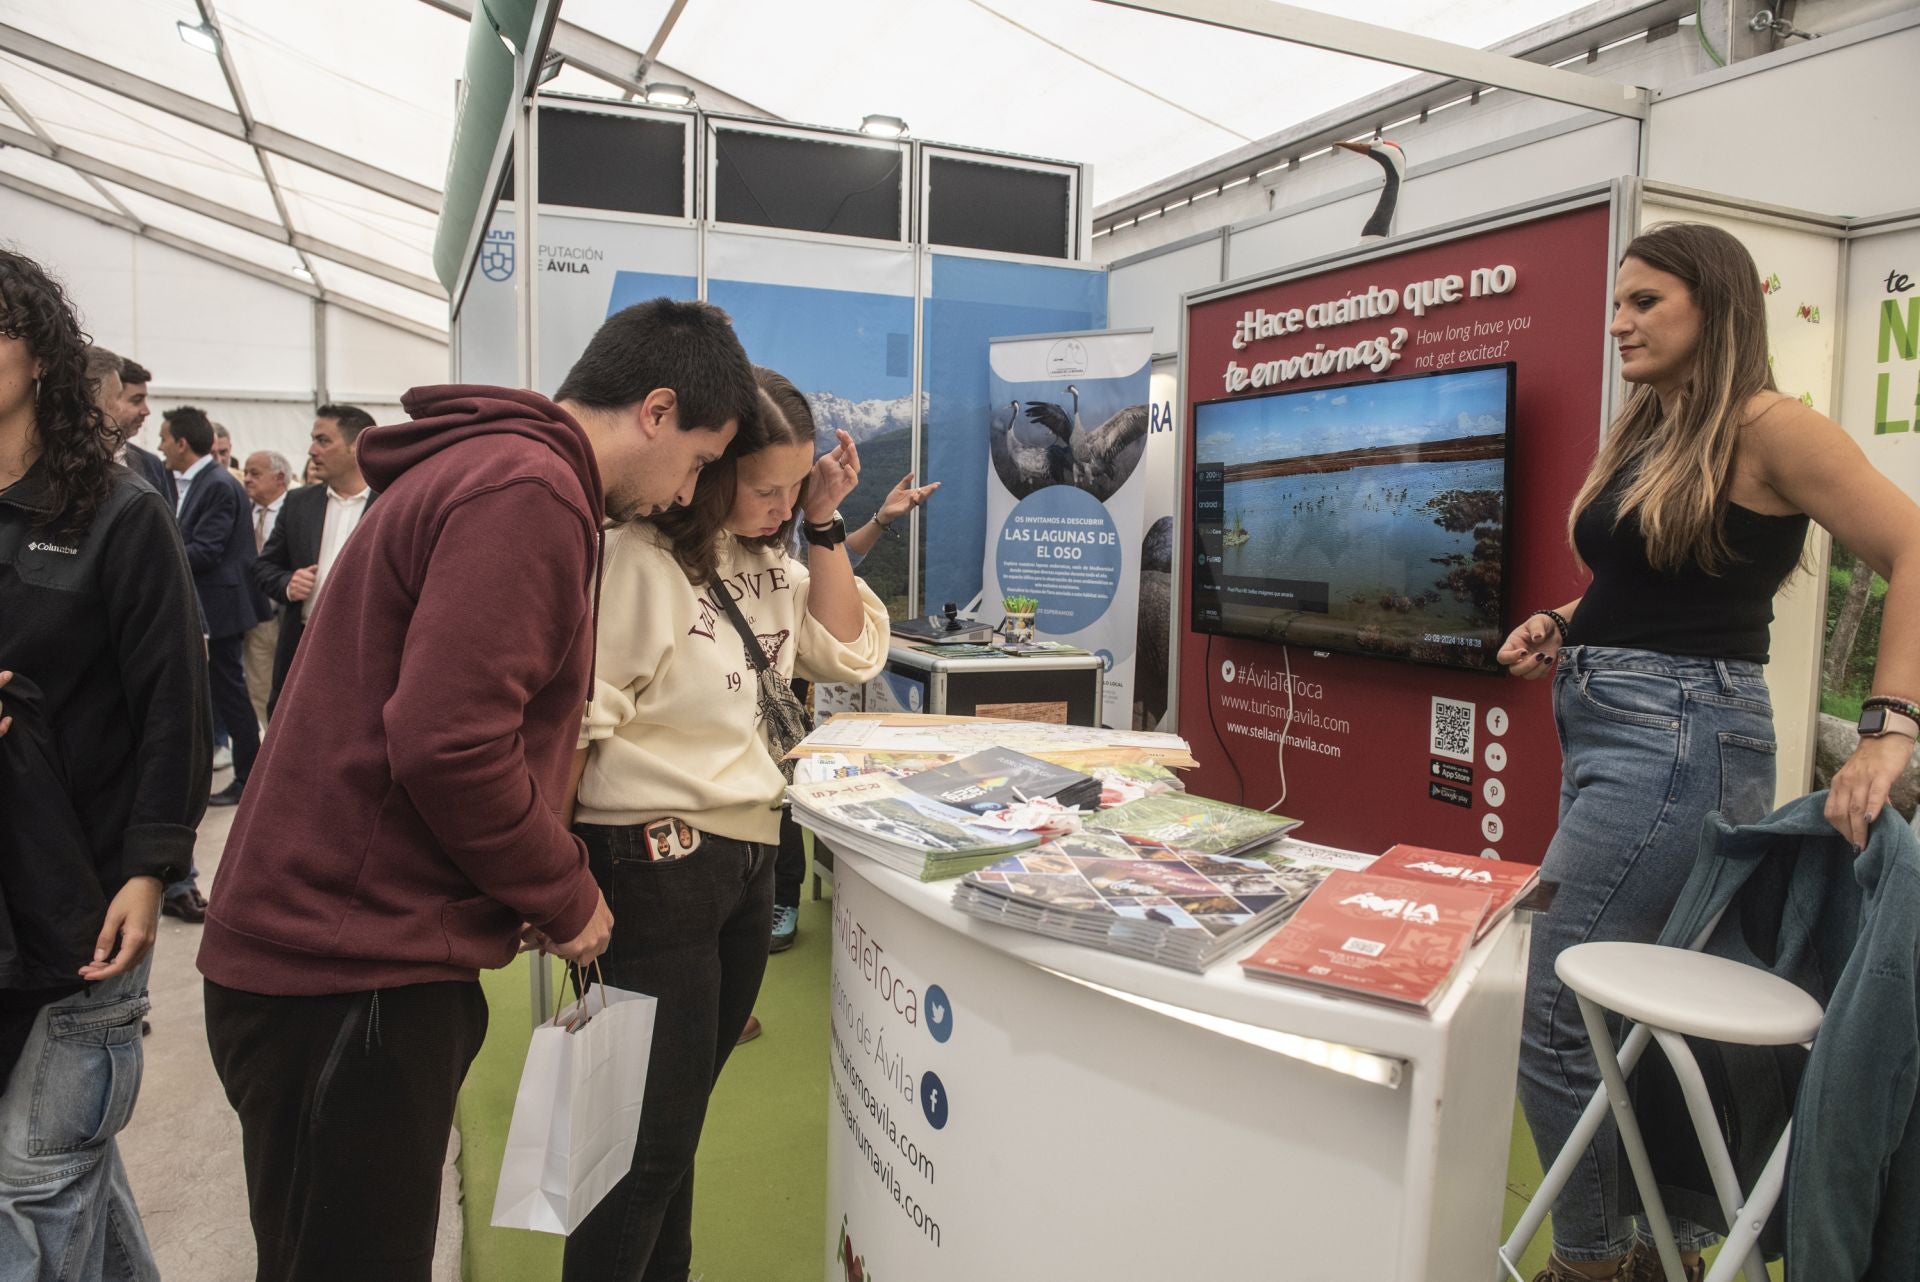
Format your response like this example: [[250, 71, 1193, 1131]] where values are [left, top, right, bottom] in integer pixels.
[[441, 894, 520, 971]]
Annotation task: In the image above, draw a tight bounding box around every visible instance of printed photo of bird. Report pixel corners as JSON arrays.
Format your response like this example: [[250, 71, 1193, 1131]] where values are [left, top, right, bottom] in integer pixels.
[[989, 385, 1151, 501]]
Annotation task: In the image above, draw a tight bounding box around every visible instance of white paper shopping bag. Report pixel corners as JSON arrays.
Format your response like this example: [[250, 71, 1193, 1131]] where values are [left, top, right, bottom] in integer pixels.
[[490, 975, 657, 1235]]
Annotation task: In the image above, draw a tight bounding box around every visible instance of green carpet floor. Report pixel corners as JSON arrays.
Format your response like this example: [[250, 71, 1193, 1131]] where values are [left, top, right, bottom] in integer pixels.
[[458, 892, 835, 1282], [458, 887, 1778, 1281]]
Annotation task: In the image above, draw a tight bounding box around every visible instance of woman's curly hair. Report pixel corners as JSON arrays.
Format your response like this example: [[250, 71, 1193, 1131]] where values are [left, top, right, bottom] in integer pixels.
[[0, 247, 115, 532]]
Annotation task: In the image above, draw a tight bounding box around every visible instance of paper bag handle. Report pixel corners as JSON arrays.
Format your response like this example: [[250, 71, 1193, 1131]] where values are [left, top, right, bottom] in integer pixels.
[[550, 958, 609, 1028]]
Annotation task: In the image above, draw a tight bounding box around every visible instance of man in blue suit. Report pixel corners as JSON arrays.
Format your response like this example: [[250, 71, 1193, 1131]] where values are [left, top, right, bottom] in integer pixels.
[[160, 406, 261, 813]]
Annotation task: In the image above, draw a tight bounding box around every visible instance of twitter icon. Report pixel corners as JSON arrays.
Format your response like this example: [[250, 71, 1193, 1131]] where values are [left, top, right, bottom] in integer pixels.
[[924, 984, 953, 1043]]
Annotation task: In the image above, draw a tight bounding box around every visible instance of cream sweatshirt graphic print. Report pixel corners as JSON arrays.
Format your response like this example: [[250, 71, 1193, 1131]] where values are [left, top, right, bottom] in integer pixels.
[[577, 524, 889, 843]]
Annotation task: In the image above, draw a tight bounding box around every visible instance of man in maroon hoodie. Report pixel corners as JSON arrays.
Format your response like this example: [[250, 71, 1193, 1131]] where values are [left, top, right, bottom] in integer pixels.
[[198, 298, 758, 1282]]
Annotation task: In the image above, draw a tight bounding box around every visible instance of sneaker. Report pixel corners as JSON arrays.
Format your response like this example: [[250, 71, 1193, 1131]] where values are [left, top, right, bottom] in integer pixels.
[[1619, 1243, 1703, 1282], [770, 905, 798, 953], [211, 746, 233, 771], [736, 1014, 762, 1045], [208, 780, 244, 807]]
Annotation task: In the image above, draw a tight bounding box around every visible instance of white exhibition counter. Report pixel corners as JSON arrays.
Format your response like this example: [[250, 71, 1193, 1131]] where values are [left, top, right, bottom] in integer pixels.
[[821, 845, 1530, 1282]]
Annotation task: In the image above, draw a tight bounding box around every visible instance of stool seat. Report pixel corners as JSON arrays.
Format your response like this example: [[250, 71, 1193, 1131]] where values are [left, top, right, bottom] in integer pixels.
[[1556, 942, 1823, 1045]]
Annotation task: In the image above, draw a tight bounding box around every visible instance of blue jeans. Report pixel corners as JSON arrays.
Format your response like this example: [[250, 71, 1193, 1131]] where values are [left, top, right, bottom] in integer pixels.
[[0, 955, 157, 1282], [1518, 646, 1777, 1262]]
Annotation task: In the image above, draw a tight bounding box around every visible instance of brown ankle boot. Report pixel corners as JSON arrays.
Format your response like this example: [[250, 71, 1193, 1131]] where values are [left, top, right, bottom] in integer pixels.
[[1618, 1241, 1704, 1282]]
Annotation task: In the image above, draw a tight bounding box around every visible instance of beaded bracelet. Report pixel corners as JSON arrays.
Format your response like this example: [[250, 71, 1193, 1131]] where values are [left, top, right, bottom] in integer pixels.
[[1532, 608, 1571, 646], [1864, 695, 1920, 720]]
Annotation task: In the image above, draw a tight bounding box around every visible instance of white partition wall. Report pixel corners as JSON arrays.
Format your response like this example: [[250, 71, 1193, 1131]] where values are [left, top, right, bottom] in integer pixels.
[[1646, 10, 1920, 220], [0, 183, 449, 466]]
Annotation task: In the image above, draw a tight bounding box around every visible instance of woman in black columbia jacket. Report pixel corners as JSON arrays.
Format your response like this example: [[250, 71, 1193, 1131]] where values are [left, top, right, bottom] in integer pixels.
[[0, 247, 208, 1280]]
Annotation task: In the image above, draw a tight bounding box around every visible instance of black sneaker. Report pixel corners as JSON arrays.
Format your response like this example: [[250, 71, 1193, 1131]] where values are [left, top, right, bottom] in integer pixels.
[[208, 780, 244, 807]]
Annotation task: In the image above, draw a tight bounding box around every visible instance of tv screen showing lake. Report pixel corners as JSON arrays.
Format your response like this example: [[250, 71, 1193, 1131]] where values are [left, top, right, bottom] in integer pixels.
[[1189, 364, 1513, 671]]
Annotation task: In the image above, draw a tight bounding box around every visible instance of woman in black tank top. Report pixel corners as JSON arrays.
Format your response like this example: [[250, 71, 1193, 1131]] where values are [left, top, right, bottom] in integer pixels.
[[1498, 223, 1920, 1282]]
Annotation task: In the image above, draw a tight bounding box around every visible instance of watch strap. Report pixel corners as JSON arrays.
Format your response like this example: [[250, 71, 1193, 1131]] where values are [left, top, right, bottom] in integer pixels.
[[1860, 706, 1920, 739]]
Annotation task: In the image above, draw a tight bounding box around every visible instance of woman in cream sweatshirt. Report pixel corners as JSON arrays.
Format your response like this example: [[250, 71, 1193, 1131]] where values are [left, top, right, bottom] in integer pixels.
[[560, 368, 888, 1282]]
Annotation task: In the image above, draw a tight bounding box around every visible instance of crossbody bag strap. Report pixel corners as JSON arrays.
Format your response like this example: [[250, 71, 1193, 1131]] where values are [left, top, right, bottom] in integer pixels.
[[713, 585, 770, 673]]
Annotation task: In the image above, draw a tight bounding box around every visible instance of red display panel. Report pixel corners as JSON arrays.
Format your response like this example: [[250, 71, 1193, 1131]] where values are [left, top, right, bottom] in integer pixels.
[[1177, 204, 1613, 863]]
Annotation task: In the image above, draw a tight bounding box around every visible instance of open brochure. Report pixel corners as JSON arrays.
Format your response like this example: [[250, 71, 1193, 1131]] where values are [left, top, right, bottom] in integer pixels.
[[786, 774, 1041, 881]]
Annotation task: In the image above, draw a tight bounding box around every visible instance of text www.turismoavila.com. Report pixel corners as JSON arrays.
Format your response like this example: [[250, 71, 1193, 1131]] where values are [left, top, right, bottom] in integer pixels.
[[832, 1024, 942, 1247], [1224, 720, 1344, 756]]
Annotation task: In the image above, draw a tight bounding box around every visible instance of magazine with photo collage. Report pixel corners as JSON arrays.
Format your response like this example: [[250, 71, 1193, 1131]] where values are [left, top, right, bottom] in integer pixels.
[[951, 835, 1369, 972]]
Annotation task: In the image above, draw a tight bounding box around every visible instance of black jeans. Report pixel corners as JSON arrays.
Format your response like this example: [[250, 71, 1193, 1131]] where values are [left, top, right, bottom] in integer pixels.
[[774, 805, 807, 909], [562, 823, 775, 1282], [204, 979, 488, 1282], [206, 632, 259, 783]]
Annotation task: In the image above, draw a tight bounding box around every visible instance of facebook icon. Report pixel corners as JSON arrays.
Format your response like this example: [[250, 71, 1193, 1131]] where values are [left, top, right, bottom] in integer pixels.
[[919, 1070, 950, 1130]]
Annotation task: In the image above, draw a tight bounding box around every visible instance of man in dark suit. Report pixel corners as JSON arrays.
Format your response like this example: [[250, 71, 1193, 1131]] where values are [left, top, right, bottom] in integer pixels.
[[251, 404, 377, 713], [161, 405, 261, 810], [84, 346, 171, 499], [114, 356, 172, 504]]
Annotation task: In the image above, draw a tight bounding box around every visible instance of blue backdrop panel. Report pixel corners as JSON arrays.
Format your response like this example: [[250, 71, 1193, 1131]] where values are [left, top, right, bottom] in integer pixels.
[[707, 275, 917, 611], [921, 254, 1107, 612], [605, 270, 700, 314]]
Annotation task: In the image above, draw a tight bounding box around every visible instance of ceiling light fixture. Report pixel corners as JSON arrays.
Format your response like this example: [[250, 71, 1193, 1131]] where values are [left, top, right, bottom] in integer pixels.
[[859, 114, 909, 139], [176, 19, 220, 54], [642, 82, 696, 108]]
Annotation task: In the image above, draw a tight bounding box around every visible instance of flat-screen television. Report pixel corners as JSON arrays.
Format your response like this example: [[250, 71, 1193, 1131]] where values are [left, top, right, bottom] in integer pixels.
[[1189, 362, 1515, 672]]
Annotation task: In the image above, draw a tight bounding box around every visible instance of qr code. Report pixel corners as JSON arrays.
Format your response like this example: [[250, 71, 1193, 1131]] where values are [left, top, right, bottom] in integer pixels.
[[1342, 936, 1386, 957], [1431, 696, 1475, 762]]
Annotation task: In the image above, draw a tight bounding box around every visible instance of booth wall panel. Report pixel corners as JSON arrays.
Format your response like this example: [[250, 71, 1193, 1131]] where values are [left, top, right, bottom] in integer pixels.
[[1395, 119, 1639, 236], [455, 208, 699, 396], [919, 254, 1108, 614], [1647, 22, 1920, 218], [1180, 203, 1615, 861], [1108, 237, 1222, 355], [1226, 119, 1638, 283], [706, 232, 918, 614]]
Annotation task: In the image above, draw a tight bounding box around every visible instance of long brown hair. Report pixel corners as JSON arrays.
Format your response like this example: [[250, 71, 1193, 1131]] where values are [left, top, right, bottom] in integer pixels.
[[1568, 222, 1776, 573], [651, 366, 814, 583], [0, 248, 116, 532]]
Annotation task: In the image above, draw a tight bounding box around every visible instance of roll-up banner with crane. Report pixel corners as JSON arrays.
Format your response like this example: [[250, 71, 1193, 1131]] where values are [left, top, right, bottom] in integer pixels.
[[982, 328, 1154, 728]]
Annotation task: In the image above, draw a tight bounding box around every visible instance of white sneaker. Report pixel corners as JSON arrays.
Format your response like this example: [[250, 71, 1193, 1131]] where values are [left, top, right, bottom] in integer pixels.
[[211, 746, 233, 770]]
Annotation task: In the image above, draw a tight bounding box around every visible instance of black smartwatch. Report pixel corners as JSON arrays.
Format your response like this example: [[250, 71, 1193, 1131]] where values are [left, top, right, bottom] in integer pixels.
[[803, 512, 847, 549]]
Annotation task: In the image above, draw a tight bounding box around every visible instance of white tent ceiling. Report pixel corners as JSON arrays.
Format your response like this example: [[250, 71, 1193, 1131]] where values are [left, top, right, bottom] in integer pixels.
[[0, 0, 1613, 336]]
